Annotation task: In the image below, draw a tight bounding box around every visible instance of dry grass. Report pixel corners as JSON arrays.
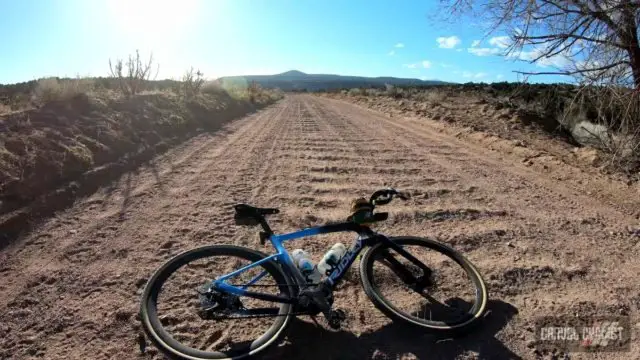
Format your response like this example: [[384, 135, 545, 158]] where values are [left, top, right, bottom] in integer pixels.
[[0, 103, 12, 115], [31, 77, 94, 105], [201, 81, 226, 96], [414, 90, 447, 105]]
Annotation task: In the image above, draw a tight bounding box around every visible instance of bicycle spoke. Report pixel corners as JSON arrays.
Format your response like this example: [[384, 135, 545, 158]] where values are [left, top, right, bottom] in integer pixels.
[[411, 291, 468, 321]]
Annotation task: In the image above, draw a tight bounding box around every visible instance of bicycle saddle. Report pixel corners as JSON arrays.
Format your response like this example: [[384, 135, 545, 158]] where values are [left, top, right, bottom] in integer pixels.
[[234, 204, 280, 225]]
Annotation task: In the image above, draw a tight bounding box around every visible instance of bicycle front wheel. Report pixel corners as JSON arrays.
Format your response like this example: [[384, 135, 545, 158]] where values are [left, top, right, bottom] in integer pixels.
[[359, 236, 488, 332], [140, 245, 294, 360]]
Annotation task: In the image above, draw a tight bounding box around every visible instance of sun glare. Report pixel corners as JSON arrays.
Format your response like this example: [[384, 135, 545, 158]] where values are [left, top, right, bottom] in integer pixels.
[[108, 0, 201, 46]]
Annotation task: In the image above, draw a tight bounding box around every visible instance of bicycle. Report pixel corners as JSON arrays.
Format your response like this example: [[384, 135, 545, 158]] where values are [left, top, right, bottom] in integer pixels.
[[139, 188, 488, 360]]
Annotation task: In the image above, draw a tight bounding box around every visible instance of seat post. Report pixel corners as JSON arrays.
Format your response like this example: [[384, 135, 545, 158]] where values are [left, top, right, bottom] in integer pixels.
[[258, 217, 273, 235]]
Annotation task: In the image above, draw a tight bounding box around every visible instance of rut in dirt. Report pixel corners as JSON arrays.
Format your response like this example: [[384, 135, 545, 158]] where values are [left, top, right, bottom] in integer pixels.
[[0, 95, 639, 360]]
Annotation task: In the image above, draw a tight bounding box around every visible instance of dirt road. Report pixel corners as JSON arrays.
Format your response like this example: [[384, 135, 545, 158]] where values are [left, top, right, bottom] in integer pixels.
[[1, 95, 639, 359]]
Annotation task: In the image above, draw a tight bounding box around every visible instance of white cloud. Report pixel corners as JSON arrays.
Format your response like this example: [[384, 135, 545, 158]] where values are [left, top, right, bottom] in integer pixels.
[[388, 50, 395, 56], [489, 36, 511, 49], [395, 43, 405, 48], [512, 46, 572, 68], [468, 47, 502, 56], [496, 74, 504, 79], [471, 40, 481, 47], [456, 48, 463, 52], [462, 71, 487, 79], [404, 61, 432, 69], [436, 36, 461, 49]]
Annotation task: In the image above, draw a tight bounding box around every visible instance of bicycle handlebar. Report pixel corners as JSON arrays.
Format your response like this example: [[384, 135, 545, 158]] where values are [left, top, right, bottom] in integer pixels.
[[369, 188, 411, 206]]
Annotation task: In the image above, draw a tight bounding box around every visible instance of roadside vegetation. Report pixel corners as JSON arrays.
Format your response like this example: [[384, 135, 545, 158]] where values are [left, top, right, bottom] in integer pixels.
[[320, 1, 640, 181], [437, 0, 640, 178], [322, 81, 638, 182], [0, 51, 283, 237]]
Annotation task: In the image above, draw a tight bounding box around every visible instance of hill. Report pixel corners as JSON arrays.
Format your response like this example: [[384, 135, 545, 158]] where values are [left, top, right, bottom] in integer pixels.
[[217, 70, 451, 91]]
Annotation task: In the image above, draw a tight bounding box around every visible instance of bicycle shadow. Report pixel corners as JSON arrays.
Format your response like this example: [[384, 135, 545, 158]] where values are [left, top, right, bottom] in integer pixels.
[[265, 299, 521, 360]]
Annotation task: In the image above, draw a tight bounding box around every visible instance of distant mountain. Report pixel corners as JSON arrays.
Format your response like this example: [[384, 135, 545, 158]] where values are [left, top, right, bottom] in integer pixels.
[[217, 70, 451, 91]]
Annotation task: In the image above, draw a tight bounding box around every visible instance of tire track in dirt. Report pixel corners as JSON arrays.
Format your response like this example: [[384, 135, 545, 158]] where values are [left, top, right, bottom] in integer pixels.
[[0, 102, 295, 359], [1, 95, 639, 359], [312, 96, 640, 359]]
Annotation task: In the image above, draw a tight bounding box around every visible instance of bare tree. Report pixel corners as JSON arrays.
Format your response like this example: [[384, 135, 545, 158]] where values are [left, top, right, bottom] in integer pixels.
[[181, 67, 205, 99], [108, 50, 159, 97], [443, 0, 640, 89]]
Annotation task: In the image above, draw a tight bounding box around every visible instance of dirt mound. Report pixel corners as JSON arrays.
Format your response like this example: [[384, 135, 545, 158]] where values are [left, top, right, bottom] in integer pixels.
[[322, 92, 640, 185], [0, 91, 277, 244]]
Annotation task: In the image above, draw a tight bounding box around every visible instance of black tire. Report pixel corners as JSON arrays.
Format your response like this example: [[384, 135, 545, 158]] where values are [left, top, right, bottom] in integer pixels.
[[140, 245, 294, 360], [359, 236, 488, 332]]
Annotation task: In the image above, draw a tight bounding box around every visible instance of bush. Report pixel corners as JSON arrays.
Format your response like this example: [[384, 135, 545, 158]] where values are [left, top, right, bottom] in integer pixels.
[[248, 81, 261, 103], [348, 88, 363, 96], [414, 90, 446, 104], [108, 50, 158, 98], [181, 67, 205, 99], [0, 102, 11, 114], [31, 77, 93, 105], [365, 88, 381, 96], [202, 81, 226, 96]]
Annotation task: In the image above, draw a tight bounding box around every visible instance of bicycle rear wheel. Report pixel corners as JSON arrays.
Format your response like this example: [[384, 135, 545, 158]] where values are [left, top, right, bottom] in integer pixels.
[[140, 245, 294, 360], [359, 236, 487, 332]]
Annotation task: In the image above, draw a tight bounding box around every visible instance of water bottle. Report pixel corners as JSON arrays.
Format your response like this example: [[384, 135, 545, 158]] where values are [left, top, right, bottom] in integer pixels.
[[291, 249, 322, 284], [317, 243, 347, 276]]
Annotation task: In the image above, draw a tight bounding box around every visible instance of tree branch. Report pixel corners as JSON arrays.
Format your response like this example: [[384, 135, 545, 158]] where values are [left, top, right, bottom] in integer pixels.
[[514, 60, 629, 76], [516, 32, 625, 48]]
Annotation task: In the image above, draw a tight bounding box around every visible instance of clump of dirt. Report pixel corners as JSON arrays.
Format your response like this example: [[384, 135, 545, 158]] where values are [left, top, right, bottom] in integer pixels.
[[0, 91, 278, 243]]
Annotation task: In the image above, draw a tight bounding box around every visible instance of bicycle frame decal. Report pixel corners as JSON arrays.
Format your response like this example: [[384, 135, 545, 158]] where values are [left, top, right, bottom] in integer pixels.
[[328, 237, 365, 283]]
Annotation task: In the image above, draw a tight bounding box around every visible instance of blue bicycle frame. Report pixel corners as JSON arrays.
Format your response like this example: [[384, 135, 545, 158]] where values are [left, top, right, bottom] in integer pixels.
[[211, 217, 432, 305], [211, 222, 376, 304]]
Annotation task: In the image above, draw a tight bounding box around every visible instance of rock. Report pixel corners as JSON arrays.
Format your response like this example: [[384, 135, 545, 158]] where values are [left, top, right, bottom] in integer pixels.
[[69, 229, 78, 235], [573, 147, 600, 166], [571, 121, 611, 148], [526, 340, 536, 348], [161, 241, 176, 249], [135, 278, 147, 288]]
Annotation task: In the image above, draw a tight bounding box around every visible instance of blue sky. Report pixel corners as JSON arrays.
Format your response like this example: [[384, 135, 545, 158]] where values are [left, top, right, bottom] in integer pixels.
[[0, 0, 571, 85]]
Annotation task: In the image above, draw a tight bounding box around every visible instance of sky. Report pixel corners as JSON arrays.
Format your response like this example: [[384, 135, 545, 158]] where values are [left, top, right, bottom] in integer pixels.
[[0, 0, 573, 85]]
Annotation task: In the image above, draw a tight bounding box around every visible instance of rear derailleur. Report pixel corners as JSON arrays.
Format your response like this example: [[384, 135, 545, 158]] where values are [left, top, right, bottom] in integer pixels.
[[196, 285, 242, 320]]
